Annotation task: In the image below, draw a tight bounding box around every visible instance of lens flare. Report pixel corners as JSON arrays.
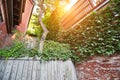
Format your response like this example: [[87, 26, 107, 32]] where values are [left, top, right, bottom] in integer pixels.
[[64, 0, 78, 11]]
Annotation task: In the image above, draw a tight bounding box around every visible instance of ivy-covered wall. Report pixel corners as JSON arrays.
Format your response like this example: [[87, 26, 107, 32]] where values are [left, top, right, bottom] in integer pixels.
[[57, 0, 120, 56]]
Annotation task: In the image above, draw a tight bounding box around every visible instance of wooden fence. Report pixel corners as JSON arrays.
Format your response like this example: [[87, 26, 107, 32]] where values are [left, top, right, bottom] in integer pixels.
[[61, 0, 110, 30]]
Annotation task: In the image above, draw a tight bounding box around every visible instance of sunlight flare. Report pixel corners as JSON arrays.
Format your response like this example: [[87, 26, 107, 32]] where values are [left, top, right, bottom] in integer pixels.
[[64, 0, 78, 11]]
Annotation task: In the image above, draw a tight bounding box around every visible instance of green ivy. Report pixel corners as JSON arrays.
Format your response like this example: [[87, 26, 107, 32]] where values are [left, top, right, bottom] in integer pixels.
[[57, 0, 120, 56]]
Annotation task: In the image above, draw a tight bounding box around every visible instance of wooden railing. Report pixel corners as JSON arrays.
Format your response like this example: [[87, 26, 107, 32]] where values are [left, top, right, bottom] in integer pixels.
[[61, 0, 110, 30]]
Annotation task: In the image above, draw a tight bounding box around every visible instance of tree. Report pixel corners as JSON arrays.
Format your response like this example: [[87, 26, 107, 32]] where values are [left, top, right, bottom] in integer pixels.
[[35, 0, 70, 53], [36, 0, 49, 53]]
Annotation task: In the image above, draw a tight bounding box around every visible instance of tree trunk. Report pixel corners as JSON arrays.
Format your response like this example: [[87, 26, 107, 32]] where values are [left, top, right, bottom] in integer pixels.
[[38, 9, 49, 53]]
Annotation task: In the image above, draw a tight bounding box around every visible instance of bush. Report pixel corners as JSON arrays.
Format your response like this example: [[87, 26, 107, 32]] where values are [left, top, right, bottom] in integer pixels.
[[0, 41, 38, 59], [0, 40, 79, 61], [39, 40, 79, 61]]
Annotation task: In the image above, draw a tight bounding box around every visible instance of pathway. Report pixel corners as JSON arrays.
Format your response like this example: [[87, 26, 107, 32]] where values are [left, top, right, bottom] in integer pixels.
[[0, 58, 77, 80]]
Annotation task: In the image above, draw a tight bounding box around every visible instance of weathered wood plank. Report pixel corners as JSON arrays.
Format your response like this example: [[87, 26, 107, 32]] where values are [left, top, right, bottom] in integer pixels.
[[42, 61, 49, 80], [2, 60, 13, 80], [36, 61, 41, 80], [56, 61, 60, 80], [16, 60, 24, 80], [9, 60, 19, 80], [40, 61, 45, 80], [65, 61, 72, 80], [51, 61, 54, 80], [21, 60, 28, 80], [60, 61, 65, 80], [44, 61, 48, 80], [0, 60, 7, 80], [54, 61, 58, 80], [46, 61, 51, 80], [27, 60, 33, 80], [32, 61, 37, 80], [0, 59, 77, 80], [0, 60, 1, 65]]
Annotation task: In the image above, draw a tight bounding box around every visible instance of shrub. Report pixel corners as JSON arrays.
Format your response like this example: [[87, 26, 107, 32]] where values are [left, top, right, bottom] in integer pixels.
[[39, 40, 79, 61], [0, 41, 38, 59], [0, 40, 79, 61]]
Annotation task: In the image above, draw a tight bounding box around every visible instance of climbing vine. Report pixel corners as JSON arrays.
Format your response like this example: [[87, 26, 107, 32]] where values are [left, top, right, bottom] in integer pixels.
[[57, 0, 120, 56]]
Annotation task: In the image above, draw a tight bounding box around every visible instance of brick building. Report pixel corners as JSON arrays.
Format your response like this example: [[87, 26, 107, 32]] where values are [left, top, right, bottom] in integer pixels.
[[0, 0, 34, 47]]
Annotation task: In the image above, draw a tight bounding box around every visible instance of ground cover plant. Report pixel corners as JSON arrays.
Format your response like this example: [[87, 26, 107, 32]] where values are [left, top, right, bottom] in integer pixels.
[[0, 41, 37, 59], [0, 40, 79, 61]]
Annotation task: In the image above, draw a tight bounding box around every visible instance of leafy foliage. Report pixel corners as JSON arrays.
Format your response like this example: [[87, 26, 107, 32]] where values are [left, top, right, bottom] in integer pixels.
[[57, 0, 120, 56], [0, 41, 38, 59], [42, 0, 69, 41], [39, 40, 79, 61], [27, 14, 43, 37], [27, 0, 68, 40], [0, 40, 79, 61]]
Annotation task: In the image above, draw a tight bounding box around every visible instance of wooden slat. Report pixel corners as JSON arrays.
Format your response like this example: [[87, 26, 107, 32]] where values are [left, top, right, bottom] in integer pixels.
[[53, 61, 58, 80], [48, 61, 53, 80], [0, 59, 77, 80], [32, 61, 37, 80], [0, 60, 7, 80], [65, 60, 78, 80], [27, 60, 33, 80], [15, 60, 24, 80], [9, 60, 19, 80], [21, 60, 28, 80], [46, 61, 51, 80], [56, 61, 60, 80], [2, 60, 13, 80], [40, 61, 45, 80], [44, 61, 48, 80], [36, 61, 41, 80]]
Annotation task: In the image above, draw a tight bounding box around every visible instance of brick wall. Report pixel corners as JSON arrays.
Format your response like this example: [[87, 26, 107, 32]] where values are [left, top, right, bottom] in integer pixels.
[[17, 0, 34, 34], [0, 22, 7, 48], [76, 54, 120, 80]]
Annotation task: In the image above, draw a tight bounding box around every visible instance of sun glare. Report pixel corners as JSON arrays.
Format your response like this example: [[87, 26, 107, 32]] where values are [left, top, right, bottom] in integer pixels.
[[64, 0, 78, 11]]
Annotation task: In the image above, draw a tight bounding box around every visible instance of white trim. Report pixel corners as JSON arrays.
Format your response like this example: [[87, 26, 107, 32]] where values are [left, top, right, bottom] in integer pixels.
[[94, 0, 110, 11]]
